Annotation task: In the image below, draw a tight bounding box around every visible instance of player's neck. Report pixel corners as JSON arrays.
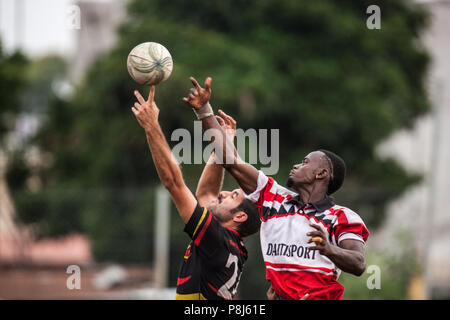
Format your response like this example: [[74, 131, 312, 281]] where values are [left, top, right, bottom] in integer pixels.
[[296, 184, 327, 205], [221, 219, 238, 231]]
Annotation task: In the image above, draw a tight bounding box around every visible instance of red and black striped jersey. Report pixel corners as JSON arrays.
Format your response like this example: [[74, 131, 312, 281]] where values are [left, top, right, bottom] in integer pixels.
[[245, 170, 370, 300], [175, 203, 248, 300]]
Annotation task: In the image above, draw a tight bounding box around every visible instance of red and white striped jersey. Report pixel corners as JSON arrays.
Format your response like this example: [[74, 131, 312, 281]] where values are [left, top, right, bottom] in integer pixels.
[[245, 171, 369, 300]]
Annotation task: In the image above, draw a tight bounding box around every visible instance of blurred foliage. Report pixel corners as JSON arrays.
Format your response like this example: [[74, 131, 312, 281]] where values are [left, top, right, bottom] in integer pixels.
[[4, 0, 431, 299], [340, 232, 422, 299], [0, 41, 28, 143]]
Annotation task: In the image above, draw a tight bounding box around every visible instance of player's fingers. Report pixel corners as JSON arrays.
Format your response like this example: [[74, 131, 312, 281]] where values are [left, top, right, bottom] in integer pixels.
[[204, 77, 212, 92], [216, 115, 225, 127], [148, 85, 155, 103], [307, 236, 324, 245], [229, 115, 237, 127], [219, 109, 235, 122], [306, 231, 322, 237], [134, 90, 146, 105], [266, 285, 276, 300], [219, 110, 236, 128], [190, 77, 202, 91], [134, 102, 142, 110], [311, 236, 324, 245], [182, 97, 189, 103], [131, 106, 139, 115], [189, 88, 199, 96], [310, 223, 322, 231], [218, 110, 230, 125]]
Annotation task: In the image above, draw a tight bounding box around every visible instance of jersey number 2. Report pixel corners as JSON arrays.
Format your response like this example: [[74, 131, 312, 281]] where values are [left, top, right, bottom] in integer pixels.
[[217, 253, 241, 300]]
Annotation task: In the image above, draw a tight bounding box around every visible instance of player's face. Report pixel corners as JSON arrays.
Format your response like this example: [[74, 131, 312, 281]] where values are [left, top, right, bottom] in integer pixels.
[[208, 189, 245, 223], [287, 151, 325, 188]]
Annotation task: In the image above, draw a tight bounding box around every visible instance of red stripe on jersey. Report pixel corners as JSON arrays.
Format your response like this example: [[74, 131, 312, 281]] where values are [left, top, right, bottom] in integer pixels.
[[299, 212, 332, 232], [261, 209, 332, 233], [194, 212, 212, 246], [261, 211, 298, 222], [331, 209, 369, 242], [256, 177, 276, 207], [207, 282, 218, 293], [226, 227, 241, 237], [229, 239, 248, 257], [334, 223, 369, 242], [267, 268, 344, 300], [274, 193, 286, 204], [327, 207, 340, 216], [259, 187, 286, 206], [337, 209, 349, 225], [177, 275, 191, 286], [207, 283, 230, 300]]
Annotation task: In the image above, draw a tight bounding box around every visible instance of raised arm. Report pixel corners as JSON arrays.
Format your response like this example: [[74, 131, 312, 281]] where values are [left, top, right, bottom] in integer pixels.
[[195, 112, 236, 206], [183, 77, 259, 195], [132, 86, 197, 224], [196, 152, 224, 207]]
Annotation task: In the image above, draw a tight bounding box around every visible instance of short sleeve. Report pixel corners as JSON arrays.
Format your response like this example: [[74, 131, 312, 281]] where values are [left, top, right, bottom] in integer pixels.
[[184, 203, 223, 256], [243, 170, 269, 204], [243, 170, 297, 221], [332, 208, 370, 245]]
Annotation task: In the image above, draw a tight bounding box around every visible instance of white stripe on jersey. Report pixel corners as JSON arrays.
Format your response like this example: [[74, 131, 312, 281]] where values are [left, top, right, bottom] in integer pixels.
[[265, 265, 335, 277]]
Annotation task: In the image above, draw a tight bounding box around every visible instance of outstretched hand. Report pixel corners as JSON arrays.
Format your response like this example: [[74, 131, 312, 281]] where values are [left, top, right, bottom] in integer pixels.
[[215, 109, 237, 141], [132, 85, 159, 130], [183, 76, 212, 110]]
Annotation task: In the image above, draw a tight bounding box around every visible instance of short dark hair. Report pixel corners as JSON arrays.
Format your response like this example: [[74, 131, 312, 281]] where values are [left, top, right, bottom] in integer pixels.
[[318, 149, 346, 195], [230, 199, 261, 238]]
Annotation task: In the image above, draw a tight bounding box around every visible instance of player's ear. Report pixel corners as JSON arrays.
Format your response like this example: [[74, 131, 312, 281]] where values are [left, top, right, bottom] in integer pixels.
[[315, 168, 328, 180], [233, 211, 247, 224]]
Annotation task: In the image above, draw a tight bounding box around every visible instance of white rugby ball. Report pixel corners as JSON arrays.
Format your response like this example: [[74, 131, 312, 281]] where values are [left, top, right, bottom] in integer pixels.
[[127, 42, 173, 85]]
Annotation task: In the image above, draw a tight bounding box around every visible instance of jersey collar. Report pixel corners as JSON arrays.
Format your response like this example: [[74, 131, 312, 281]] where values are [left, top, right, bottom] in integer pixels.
[[287, 195, 334, 213]]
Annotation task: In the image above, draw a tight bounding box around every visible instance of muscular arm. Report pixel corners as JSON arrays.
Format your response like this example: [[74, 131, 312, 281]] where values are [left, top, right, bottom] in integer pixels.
[[132, 87, 197, 224], [144, 125, 197, 223], [184, 77, 259, 195], [325, 240, 366, 276], [195, 152, 225, 207], [200, 114, 258, 192], [196, 112, 242, 206], [308, 224, 366, 276]]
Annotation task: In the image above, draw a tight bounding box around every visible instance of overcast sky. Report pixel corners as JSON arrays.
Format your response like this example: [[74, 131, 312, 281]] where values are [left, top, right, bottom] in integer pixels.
[[0, 0, 77, 57]]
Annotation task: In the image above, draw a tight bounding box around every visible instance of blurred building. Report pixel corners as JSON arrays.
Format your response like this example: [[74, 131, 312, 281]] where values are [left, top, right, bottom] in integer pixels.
[[374, 0, 450, 299], [0, 0, 162, 300], [69, 0, 127, 82], [0, 263, 158, 299]]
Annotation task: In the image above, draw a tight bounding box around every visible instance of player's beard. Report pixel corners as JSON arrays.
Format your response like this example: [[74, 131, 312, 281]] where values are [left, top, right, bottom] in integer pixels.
[[208, 205, 232, 224], [286, 176, 294, 188]]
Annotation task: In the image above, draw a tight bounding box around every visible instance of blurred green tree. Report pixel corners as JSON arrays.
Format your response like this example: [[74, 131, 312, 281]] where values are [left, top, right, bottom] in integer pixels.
[[0, 41, 29, 213], [0, 42, 28, 146], [9, 0, 430, 298]]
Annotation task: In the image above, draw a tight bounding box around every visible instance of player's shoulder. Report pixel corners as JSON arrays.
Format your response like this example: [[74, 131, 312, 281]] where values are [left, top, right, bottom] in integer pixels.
[[266, 176, 297, 198], [229, 235, 248, 260], [327, 204, 365, 224]]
